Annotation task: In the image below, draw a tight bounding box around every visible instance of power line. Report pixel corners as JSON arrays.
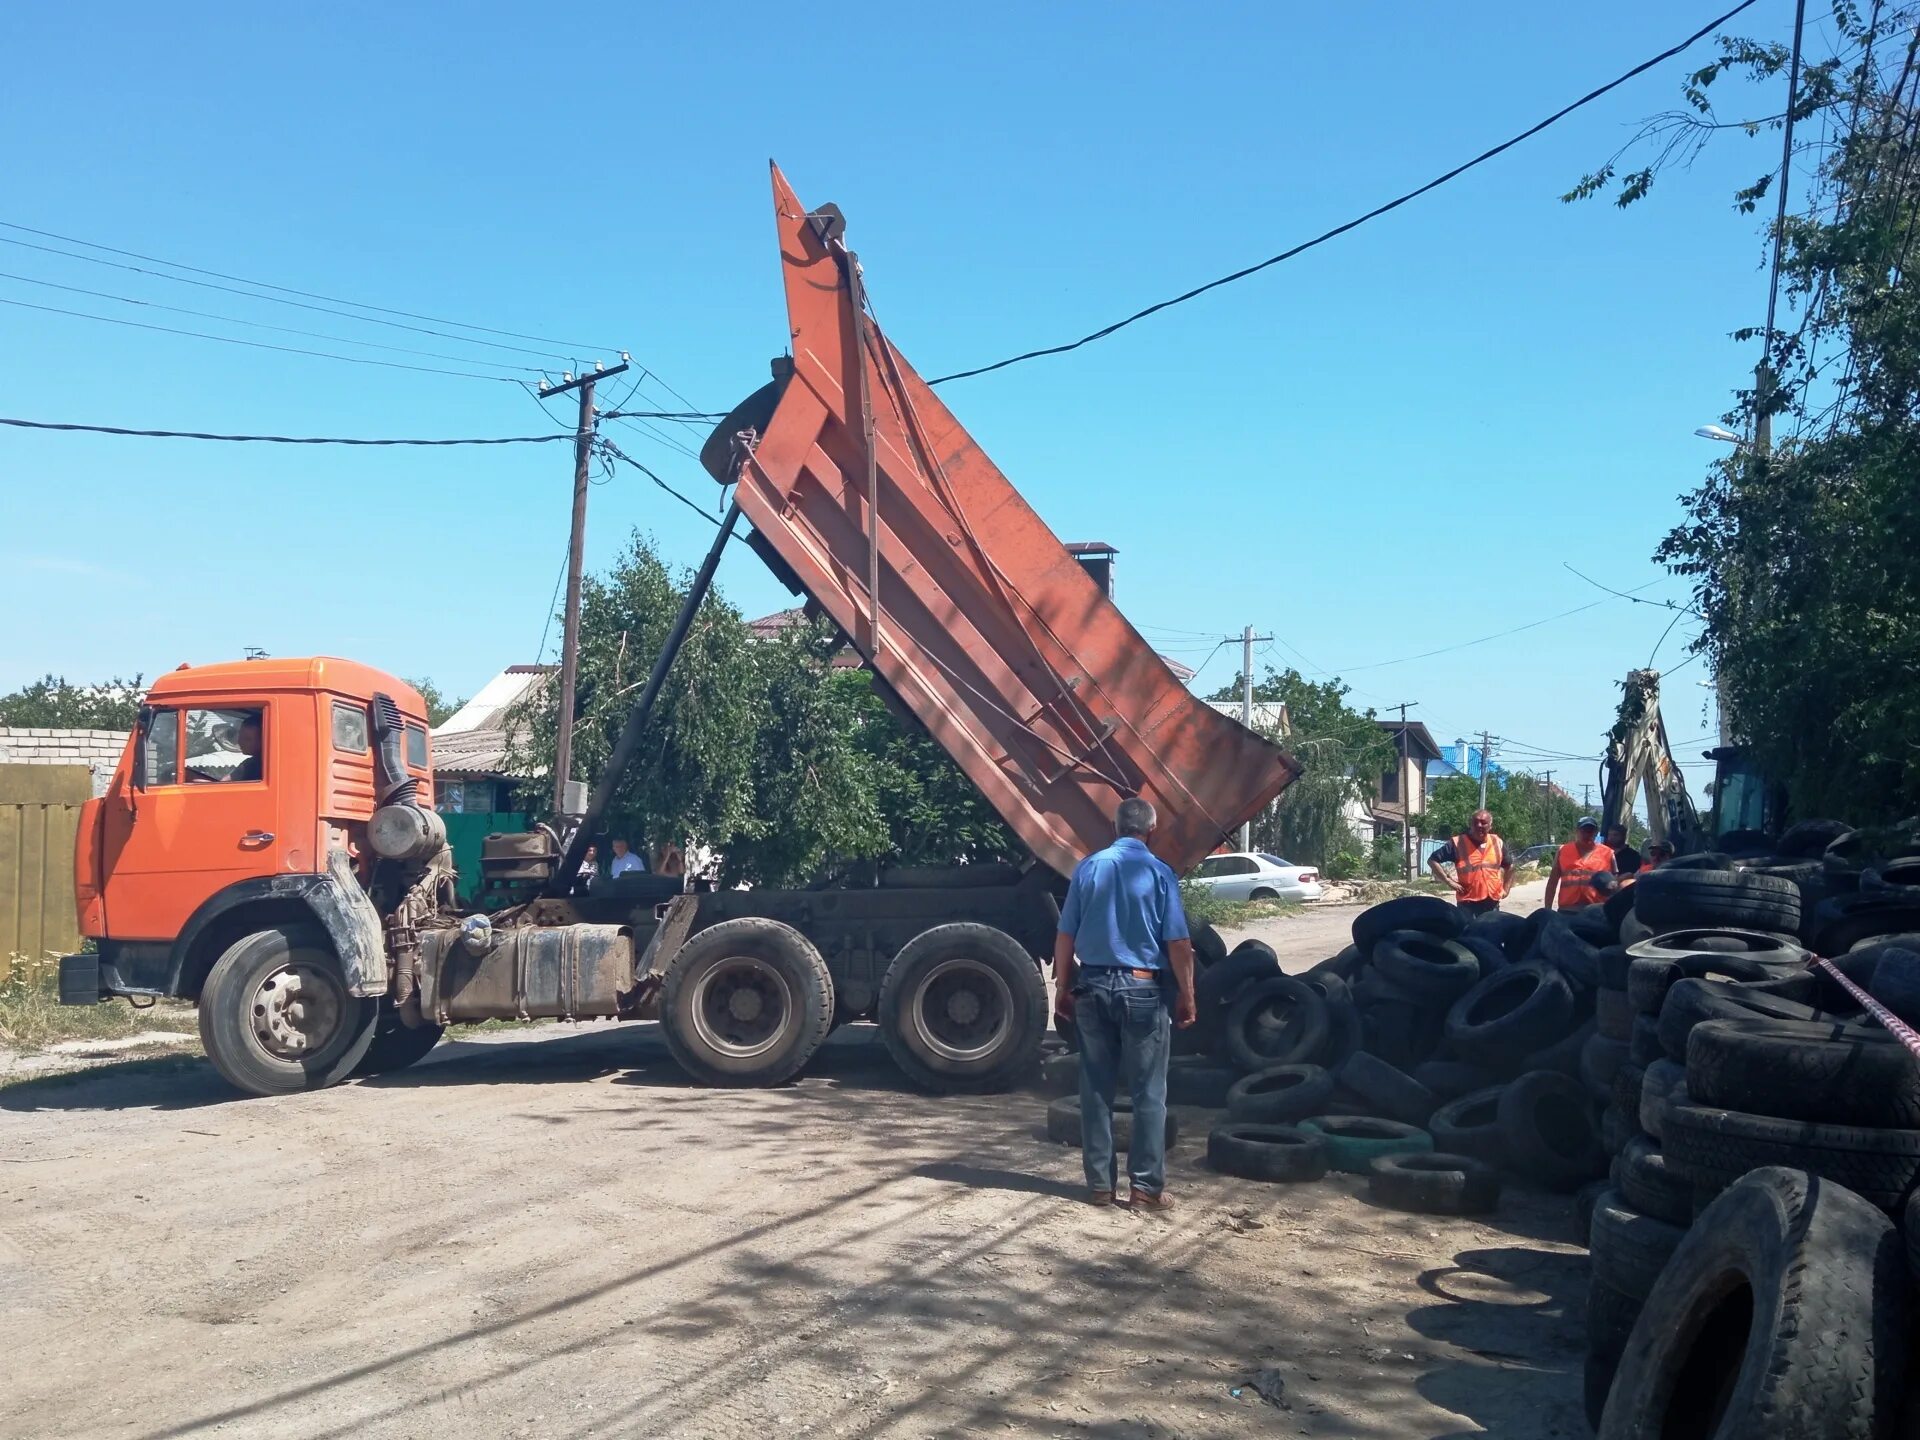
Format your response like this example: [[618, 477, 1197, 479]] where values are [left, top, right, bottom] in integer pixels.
[[596, 437, 752, 539], [0, 295, 522, 382], [0, 416, 574, 446], [0, 232, 586, 363], [1330, 585, 1660, 673], [0, 218, 617, 352], [0, 269, 549, 372], [927, 0, 1761, 386]]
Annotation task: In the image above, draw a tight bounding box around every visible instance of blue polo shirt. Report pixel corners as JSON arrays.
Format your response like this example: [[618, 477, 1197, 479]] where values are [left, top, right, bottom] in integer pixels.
[[1058, 836, 1190, 971]]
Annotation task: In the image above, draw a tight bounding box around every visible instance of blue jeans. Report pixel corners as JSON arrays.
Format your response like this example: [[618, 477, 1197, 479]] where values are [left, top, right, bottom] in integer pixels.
[[1074, 968, 1172, 1195]]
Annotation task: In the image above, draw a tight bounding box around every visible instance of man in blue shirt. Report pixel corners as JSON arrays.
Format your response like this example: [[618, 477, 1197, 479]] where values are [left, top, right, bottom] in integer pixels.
[[1053, 797, 1197, 1211]]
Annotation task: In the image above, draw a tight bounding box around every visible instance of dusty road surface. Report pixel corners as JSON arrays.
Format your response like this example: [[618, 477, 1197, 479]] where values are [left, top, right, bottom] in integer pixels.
[[2, 929, 1586, 1440]]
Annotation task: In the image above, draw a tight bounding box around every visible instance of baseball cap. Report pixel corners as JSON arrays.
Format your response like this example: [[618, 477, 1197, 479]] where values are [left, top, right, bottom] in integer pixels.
[[1576, 816, 1600, 830]]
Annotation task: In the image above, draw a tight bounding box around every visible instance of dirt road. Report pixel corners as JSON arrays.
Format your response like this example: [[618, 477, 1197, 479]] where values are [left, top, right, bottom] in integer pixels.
[[1, 903, 1585, 1440]]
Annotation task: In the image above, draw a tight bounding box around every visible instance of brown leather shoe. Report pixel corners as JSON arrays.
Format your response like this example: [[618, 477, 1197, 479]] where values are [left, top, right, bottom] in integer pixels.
[[1129, 1188, 1173, 1214], [1087, 1189, 1116, 1207]]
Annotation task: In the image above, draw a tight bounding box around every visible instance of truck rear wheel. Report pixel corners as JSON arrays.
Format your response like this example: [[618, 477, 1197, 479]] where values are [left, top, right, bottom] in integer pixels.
[[352, 1002, 446, 1077], [659, 918, 834, 1086], [877, 923, 1047, 1093], [197, 924, 379, 1097]]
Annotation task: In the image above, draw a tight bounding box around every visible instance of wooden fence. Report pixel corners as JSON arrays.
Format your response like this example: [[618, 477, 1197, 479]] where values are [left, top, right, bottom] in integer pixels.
[[1, 764, 87, 983]]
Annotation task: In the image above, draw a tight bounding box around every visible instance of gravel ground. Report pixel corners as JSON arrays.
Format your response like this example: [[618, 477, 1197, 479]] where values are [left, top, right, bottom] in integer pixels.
[[0, 885, 1584, 1440]]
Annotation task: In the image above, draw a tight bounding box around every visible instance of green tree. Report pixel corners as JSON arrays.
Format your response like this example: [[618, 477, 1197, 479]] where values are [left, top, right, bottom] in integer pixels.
[[1569, 5, 1920, 822], [406, 677, 466, 728], [1207, 666, 1394, 869], [1426, 772, 1586, 853], [0, 674, 144, 730]]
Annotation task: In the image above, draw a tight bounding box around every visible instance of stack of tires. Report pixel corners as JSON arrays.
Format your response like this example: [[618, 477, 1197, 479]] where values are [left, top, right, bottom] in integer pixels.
[[1581, 823, 1920, 1435], [1202, 893, 1617, 1215]]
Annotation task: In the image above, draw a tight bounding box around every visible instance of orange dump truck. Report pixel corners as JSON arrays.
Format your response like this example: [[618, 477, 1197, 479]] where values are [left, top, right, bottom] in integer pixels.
[[61, 168, 1297, 1098]]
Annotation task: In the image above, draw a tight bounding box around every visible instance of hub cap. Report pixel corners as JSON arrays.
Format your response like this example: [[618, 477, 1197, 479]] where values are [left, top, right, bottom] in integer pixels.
[[248, 961, 347, 1060], [690, 958, 793, 1059], [911, 957, 1012, 1064]]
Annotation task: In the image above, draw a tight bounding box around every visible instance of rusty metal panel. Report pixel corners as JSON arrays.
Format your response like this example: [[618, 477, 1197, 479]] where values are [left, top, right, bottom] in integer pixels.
[[717, 167, 1299, 877], [0, 764, 88, 974], [418, 923, 632, 1022]]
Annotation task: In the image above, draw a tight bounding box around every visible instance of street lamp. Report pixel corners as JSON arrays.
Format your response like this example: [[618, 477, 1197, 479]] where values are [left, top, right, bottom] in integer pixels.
[[1693, 424, 1743, 445]]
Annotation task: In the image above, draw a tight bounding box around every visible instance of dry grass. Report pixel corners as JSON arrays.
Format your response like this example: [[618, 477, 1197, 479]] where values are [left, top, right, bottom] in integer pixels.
[[0, 958, 197, 1053]]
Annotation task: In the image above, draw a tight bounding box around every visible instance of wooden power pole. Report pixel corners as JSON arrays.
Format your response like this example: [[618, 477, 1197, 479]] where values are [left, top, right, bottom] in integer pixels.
[[542, 361, 629, 817]]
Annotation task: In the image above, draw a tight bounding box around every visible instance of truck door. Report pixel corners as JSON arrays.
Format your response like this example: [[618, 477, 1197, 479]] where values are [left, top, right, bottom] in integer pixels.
[[99, 700, 288, 940]]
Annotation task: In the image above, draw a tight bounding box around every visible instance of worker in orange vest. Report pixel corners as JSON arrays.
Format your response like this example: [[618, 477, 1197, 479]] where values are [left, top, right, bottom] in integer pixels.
[[1640, 840, 1674, 873], [1427, 808, 1513, 916], [1544, 817, 1616, 911]]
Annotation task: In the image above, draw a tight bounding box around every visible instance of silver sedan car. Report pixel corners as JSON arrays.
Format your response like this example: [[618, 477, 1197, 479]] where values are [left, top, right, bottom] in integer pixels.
[[1186, 851, 1324, 902]]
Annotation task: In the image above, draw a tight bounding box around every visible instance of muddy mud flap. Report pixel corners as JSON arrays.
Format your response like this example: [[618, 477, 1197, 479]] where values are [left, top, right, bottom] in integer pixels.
[[315, 847, 390, 997]]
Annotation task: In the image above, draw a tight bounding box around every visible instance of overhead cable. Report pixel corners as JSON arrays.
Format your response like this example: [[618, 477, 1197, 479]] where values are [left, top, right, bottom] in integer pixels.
[[0, 416, 575, 446], [0, 219, 617, 353], [0, 296, 522, 381], [927, 0, 1762, 385]]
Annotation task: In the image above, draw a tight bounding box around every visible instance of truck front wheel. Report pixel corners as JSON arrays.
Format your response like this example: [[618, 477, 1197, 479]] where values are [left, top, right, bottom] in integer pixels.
[[659, 918, 834, 1086], [197, 924, 379, 1097], [877, 924, 1047, 1093]]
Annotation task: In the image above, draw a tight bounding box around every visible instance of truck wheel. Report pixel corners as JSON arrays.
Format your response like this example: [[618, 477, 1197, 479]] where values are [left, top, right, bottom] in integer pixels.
[[352, 1002, 446, 1077], [197, 924, 379, 1096], [659, 918, 834, 1086], [878, 923, 1047, 1093]]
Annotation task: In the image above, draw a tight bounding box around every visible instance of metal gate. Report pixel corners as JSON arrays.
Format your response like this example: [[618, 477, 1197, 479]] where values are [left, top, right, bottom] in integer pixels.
[[0, 764, 86, 977]]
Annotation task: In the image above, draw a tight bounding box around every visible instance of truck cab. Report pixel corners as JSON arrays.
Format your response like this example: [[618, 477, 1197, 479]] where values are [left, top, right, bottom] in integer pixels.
[[64, 658, 436, 1091]]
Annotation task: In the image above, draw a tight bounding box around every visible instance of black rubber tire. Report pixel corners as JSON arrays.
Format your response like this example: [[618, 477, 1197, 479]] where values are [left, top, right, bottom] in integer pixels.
[[1194, 949, 1280, 1056], [1575, 1178, 1611, 1245], [1498, 1069, 1606, 1190], [1638, 1058, 1687, 1140], [1372, 930, 1480, 1000], [1613, 1134, 1692, 1225], [1613, 1061, 1647, 1127], [352, 1003, 445, 1077], [875, 923, 1044, 1093], [1716, 827, 1778, 858], [1664, 852, 1737, 872], [1165, 1056, 1236, 1108], [1206, 1122, 1329, 1182], [1356, 998, 1428, 1071], [1453, 931, 1510, 980], [1584, 1282, 1643, 1431], [1626, 950, 1795, 1017], [1597, 1166, 1907, 1440], [1655, 976, 1824, 1064], [1663, 1100, 1920, 1212], [197, 924, 379, 1096], [1309, 993, 1363, 1069], [1335, 1050, 1439, 1126], [1603, 880, 1639, 934], [1039, 1051, 1079, 1095], [1625, 926, 1807, 964], [1633, 868, 1802, 934], [1589, 1188, 1689, 1301], [1353, 894, 1465, 953], [1537, 914, 1604, 990], [1191, 922, 1229, 971], [1046, 1093, 1180, 1150], [1297, 1114, 1434, 1173], [1228, 937, 1279, 967], [1580, 1032, 1630, 1097], [1629, 1014, 1665, 1066], [1428, 1085, 1508, 1168], [1866, 945, 1920, 1026], [1225, 1062, 1335, 1122], [1778, 818, 1852, 858], [663, 917, 836, 1088], [1600, 1102, 1639, 1155], [1688, 1016, 1920, 1128], [1367, 1151, 1501, 1215], [1410, 1059, 1500, 1102], [1596, 985, 1634, 1041], [1524, 1018, 1598, 1082], [1309, 943, 1365, 982], [1466, 909, 1529, 949], [1222, 975, 1329, 1074], [1906, 1190, 1920, 1289], [1509, 907, 1551, 963], [1443, 961, 1577, 1067], [1571, 903, 1617, 946], [1617, 912, 1656, 949], [1811, 893, 1920, 955], [1598, 943, 1633, 990]]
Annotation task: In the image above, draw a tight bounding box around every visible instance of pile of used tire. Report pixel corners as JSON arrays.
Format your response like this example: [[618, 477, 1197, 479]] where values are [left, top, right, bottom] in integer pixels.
[[1579, 819, 1920, 1435], [1188, 889, 1626, 1217]]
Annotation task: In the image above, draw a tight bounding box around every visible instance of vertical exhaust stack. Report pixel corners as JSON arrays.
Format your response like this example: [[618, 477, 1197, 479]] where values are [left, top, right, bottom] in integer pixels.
[[702, 165, 1300, 877], [367, 691, 444, 864]]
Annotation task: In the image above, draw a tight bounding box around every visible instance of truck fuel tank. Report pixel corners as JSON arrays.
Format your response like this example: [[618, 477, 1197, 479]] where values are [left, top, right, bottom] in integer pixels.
[[417, 922, 633, 1023]]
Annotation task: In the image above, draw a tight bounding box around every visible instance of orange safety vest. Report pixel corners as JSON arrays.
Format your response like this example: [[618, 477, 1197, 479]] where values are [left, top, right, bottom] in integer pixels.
[[1555, 841, 1616, 910], [1452, 832, 1507, 903]]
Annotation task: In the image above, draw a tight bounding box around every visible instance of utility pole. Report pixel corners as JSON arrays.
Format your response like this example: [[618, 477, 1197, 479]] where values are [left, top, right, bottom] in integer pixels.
[[1582, 783, 1593, 813], [542, 361, 630, 818], [1397, 702, 1414, 880], [1478, 730, 1493, 809], [1235, 624, 1272, 850]]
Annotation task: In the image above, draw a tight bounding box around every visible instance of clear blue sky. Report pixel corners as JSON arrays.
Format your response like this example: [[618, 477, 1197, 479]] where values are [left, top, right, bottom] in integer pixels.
[[1, 0, 1806, 802]]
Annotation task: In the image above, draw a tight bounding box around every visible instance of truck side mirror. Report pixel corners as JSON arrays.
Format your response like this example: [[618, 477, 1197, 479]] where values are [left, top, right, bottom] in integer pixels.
[[127, 706, 153, 809]]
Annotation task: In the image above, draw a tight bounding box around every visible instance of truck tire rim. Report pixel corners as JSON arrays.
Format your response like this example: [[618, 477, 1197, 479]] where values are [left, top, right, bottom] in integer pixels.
[[249, 961, 347, 1061], [691, 958, 793, 1059], [911, 957, 1012, 1064]]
